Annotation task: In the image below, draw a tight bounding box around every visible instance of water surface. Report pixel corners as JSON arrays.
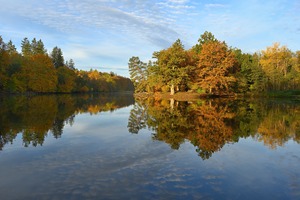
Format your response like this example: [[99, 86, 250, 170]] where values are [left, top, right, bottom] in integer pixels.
[[0, 94, 299, 199]]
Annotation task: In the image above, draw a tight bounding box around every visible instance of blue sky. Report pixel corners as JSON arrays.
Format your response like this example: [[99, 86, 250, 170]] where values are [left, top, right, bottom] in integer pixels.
[[0, 0, 299, 77]]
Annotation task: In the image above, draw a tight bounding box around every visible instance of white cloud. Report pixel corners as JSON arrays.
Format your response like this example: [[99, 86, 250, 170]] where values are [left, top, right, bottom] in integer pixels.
[[205, 3, 228, 8]]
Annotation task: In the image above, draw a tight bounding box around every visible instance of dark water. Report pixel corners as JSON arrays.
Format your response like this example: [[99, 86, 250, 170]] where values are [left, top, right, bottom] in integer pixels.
[[0, 94, 299, 200]]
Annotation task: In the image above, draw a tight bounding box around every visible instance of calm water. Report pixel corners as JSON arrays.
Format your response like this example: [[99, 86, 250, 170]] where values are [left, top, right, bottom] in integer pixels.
[[0, 94, 299, 200]]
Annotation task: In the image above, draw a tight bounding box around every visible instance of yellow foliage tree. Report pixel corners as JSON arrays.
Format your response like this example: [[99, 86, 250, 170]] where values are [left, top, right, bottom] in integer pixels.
[[20, 54, 58, 92], [260, 43, 294, 90]]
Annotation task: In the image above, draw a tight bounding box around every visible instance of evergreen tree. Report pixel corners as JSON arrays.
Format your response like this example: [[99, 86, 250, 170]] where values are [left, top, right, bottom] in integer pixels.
[[0, 36, 5, 51], [192, 31, 218, 54], [66, 58, 75, 70], [0, 36, 9, 91], [21, 37, 32, 57], [6, 40, 17, 55], [51, 46, 64, 68], [128, 56, 148, 93], [32, 39, 47, 55]]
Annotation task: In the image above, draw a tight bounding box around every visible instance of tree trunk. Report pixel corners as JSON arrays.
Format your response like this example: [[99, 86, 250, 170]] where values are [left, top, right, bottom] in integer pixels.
[[170, 98, 174, 111], [170, 84, 175, 95]]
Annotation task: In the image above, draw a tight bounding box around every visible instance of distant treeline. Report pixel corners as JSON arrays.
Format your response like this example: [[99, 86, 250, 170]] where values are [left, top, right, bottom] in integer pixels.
[[129, 31, 300, 96], [0, 36, 134, 93]]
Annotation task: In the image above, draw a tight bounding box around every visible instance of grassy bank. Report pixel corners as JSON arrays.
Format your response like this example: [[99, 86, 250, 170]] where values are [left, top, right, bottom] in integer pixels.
[[266, 90, 300, 98]]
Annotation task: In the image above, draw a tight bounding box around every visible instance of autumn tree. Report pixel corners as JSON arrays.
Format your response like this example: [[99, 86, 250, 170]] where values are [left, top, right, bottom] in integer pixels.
[[188, 101, 235, 159], [256, 103, 300, 148], [195, 40, 237, 95], [260, 43, 294, 90], [155, 39, 189, 95], [19, 54, 58, 92], [290, 51, 300, 89]]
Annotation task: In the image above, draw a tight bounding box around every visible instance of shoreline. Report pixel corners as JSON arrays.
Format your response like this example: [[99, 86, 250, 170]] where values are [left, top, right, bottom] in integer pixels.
[[134, 92, 236, 101], [134, 91, 300, 101]]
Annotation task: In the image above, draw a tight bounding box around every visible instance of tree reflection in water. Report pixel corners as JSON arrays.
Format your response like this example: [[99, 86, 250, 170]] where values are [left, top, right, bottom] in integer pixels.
[[128, 98, 300, 160], [0, 93, 134, 150], [1, 93, 299, 159]]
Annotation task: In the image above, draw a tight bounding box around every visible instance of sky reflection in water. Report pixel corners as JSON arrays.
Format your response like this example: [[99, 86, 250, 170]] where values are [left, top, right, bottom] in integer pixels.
[[0, 94, 299, 199]]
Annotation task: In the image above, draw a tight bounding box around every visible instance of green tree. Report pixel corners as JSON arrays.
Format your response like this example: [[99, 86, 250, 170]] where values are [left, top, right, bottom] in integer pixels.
[[6, 40, 17, 55], [6, 53, 23, 92], [232, 49, 267, 93], [155, 39, 189, 95], [32, 38, 47, 55], [128, 56, 148, 93], [0, 36, 9, 91], [66, 58, 75, 70], [51, 46, 64, 68], [127, 101, 148, 134], [57, 66, 76, 93], [145, 60, 164, 92], [192, 31, 218, 54], [21, 37, 32, 57]]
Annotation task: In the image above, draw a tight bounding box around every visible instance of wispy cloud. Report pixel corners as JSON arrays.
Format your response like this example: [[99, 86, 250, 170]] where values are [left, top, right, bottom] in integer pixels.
[[0, 0, 298, 76], [205, 3, 228, 8], [1, 0, 195, 49], [168, 0, 189, 3]]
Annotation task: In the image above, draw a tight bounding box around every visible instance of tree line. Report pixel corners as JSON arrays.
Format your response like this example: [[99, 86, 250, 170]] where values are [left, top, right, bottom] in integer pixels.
[[128, 31, 300, 96], [0, 36, 134, 93]]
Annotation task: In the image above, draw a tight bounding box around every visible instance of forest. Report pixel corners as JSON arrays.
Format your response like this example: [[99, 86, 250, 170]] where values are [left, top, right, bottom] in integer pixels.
[[0, 36, 134, 93], [128, 31, 300, 96]]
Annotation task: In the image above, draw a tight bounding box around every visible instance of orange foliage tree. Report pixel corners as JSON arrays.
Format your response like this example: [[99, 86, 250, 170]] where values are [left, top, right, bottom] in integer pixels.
[[195, 40, 237, 95]]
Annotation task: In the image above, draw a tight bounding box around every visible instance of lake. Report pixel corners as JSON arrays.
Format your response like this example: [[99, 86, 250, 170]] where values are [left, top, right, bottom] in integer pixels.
[[0, 94, 299, 199]]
